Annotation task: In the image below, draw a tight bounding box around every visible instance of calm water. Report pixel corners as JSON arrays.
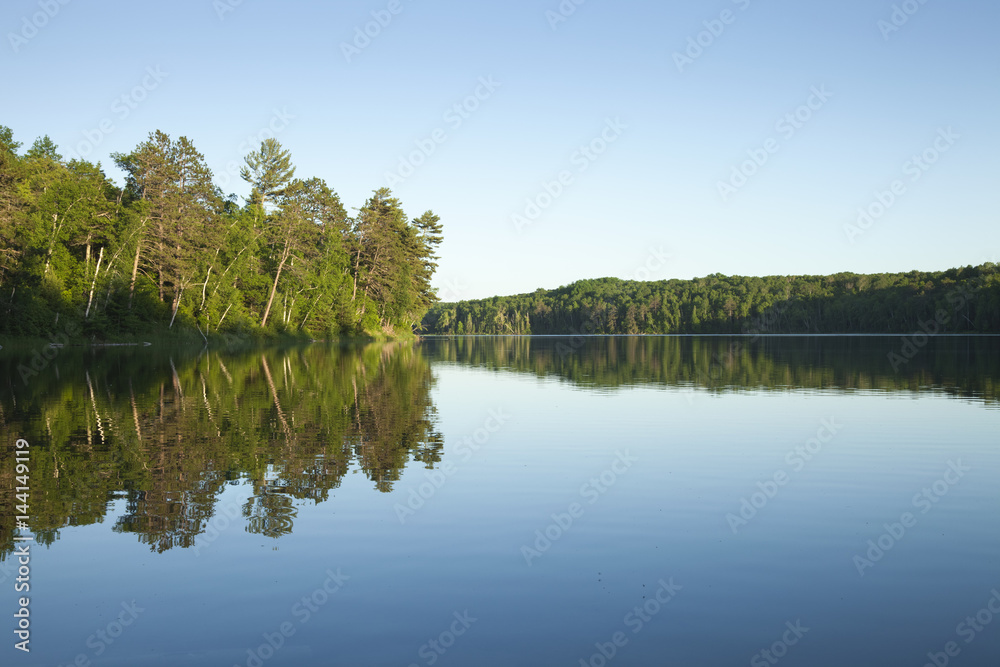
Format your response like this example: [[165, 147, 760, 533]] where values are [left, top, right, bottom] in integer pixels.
[[2, 336, 999, 667]]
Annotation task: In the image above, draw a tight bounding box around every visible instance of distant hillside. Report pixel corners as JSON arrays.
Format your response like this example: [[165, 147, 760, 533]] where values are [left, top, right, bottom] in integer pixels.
[[421, 265, 1000, 335]]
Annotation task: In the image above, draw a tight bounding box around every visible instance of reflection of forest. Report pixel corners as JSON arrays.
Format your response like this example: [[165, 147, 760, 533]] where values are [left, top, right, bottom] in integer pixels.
[[2, 336, 996, 562], [0, 342, 442, 560], [419, 335, 1000, 402]]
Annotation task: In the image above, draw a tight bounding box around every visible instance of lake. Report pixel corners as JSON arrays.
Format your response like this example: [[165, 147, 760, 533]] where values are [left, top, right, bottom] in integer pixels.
[[2, 336, 999, 667]]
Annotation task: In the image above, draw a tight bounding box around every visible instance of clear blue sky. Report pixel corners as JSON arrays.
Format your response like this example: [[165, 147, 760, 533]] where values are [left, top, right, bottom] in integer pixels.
[[2, 0, 997, 300]]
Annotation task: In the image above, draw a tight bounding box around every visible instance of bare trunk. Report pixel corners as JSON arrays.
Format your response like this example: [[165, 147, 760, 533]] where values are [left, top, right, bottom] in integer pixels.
[[124, 221, 146, 309], [200, 265, 212, 309], [194, 321, 208, 345], [157, 221, 165, 301], [361, 244, 383, 306], [128, 239, 141, 308], [85, 246, 104, 318], [351, 248, 361, 302], [299, 306, 314, 330], [299, 290, 322, 331], [217, 302, 233, 330], [169, 285, 183, 328], [211, 230, 263, 297], [261, 238, 290, 327], [43, 214, 63, 276]]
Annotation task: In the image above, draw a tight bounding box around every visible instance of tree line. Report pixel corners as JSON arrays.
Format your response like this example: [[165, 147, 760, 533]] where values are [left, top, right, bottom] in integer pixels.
[[0, 125, 443, 340], [421, 265, 1000, 335]]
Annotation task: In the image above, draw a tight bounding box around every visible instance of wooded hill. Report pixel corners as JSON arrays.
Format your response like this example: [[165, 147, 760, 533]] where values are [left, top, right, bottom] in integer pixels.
[[0, 125, 443, 340], [421, 265, 1000, 335]]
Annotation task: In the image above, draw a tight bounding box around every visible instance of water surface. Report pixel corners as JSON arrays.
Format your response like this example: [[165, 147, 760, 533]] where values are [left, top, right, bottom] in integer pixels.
[[2, 336, 998, 666]]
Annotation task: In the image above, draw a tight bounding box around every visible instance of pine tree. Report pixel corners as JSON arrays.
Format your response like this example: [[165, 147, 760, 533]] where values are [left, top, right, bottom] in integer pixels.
[[240, 138, 295, 213], [113, 131, 221, 325]]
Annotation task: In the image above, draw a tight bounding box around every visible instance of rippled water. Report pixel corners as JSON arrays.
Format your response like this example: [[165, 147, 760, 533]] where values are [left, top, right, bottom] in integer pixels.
[[2, 336, 998, 666]]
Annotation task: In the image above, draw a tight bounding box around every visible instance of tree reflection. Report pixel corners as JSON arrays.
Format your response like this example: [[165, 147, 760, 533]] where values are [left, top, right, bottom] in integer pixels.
[[244, 487, 297, 539], [0, 341, 442, 557], [418, 335, 1000, 403], [1, 335, 996, 562]]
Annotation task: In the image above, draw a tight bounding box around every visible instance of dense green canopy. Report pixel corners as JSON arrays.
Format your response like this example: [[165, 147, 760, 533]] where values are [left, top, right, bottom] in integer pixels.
[[422, 267, 1000, 335], [0, 125, 443, 340]]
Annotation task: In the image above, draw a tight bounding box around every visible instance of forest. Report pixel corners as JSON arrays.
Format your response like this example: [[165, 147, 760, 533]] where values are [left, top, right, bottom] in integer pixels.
[[6, 123, 999, 344], [0, 124, 443, 340], [421, 265, 1000, 335]]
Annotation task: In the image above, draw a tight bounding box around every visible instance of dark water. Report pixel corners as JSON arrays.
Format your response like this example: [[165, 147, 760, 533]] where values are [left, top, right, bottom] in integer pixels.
[[2, 336, 998, 667]]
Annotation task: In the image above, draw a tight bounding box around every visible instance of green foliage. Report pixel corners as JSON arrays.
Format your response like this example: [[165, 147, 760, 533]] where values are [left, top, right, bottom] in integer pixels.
[[240, 138, 296, 211], [0, 125, 20, 154], [422, 267, 1000, 335], [349, 189, 443, 334], [0, 125, 444, 340]]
